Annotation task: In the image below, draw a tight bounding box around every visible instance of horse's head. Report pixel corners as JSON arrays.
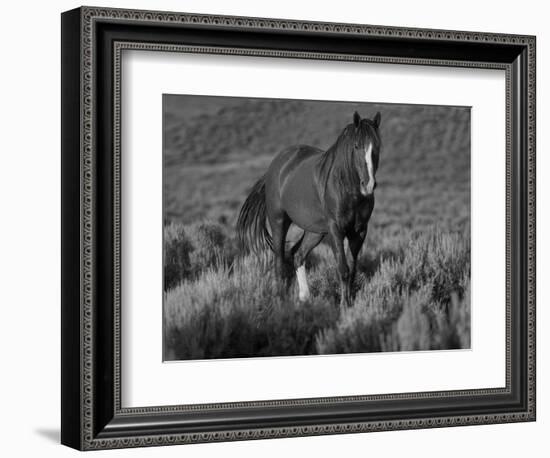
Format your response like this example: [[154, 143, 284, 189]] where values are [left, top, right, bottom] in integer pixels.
[[350, 111, 382, 197]]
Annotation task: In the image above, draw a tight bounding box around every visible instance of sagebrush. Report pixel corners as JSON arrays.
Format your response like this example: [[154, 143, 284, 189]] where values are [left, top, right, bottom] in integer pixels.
[[164, 221, 470, 360]]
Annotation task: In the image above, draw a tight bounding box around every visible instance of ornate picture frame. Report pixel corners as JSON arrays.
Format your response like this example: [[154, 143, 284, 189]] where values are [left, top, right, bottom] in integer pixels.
[[61, 6, 536, 450]]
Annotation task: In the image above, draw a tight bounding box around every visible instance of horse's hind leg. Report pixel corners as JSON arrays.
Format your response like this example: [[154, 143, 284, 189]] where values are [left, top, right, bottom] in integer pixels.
[[292, 231, 324, 301], [269, 212, 292, 283]]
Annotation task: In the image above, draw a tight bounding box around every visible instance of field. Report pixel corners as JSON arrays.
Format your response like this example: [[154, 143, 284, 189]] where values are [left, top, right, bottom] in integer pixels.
[[163, 95, 471, 360]]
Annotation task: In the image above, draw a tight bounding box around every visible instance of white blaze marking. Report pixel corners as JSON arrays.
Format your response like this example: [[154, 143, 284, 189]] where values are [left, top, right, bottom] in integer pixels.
[[364, 142, 375, 195], [296, 265, 310, 301]]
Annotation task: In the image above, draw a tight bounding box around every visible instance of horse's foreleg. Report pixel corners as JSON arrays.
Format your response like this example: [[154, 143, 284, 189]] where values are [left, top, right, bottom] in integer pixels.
[[328, 223, 350, 309], [293, 231, 324, 301], [348, 229, 367, 305]]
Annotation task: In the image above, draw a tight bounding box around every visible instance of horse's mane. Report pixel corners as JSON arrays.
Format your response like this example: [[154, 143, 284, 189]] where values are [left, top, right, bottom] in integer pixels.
[[317, 119, 379, 201]]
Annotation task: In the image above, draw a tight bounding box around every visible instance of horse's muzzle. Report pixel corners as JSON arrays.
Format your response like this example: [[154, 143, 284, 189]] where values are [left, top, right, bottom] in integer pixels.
[[360, 180, 376, 196]]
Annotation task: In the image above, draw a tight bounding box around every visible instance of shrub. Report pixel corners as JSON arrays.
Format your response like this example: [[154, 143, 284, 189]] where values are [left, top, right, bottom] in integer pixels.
[[164, 226, 471, 359], [164, 223, 192, 290], [163, 221, 237, 290], [429, 277, 471, 350], [391, 286, 433, 351], [164, 255, 339, 360], [315, 230, 470, 355]]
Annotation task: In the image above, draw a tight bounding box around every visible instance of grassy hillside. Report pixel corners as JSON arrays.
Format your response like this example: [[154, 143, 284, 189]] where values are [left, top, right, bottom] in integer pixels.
[[162, 95, 471, 360]]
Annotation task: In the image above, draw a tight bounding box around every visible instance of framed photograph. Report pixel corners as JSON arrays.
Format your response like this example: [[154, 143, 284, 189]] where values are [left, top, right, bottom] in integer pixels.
[[61, 6, 536, 450]]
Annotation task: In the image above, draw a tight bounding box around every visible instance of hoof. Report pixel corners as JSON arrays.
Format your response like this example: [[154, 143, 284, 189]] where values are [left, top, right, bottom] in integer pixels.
[[339, 298, 353, 309]]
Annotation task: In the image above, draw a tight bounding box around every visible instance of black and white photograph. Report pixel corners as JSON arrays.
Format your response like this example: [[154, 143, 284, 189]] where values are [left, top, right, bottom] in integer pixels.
[[163, 95, 471, 361]]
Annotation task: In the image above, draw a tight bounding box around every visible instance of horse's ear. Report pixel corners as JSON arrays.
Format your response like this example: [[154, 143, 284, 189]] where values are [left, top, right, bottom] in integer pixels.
[[372, 112, 381, 129], [353, 111, 361, 128]]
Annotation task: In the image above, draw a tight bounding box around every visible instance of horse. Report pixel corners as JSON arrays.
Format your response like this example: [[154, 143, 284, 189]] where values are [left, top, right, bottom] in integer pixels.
[[236, 111, 381, 308]]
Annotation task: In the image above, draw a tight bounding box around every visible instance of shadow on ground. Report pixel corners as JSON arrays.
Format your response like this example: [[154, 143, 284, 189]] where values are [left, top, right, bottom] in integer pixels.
[[35, 428, 59, 443]]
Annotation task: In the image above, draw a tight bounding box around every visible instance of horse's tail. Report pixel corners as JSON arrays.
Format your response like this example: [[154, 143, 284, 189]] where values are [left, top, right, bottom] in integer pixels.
[[236, 176, 273, 255]]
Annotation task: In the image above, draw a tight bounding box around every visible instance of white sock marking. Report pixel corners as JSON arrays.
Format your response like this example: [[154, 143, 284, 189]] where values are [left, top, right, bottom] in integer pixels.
[[296, 265, 310, 301], [364, 142, 375, 195]]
